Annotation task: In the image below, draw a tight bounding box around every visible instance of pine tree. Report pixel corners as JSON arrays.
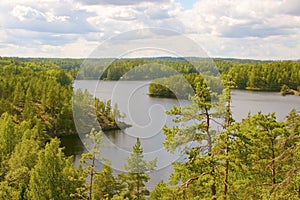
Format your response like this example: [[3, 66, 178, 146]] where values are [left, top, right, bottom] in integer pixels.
[[22, 86, 34, 120], [121, 138, 157, 200], [13, 82, 25, 107], [213, 78, 235, 200], [75, 128, 110, 200], [163, 82, 221, 199], [93, 160, 120, 199]]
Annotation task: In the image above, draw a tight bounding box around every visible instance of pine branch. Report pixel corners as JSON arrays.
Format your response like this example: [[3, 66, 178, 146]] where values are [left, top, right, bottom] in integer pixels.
[[179, 172, 208, 188]]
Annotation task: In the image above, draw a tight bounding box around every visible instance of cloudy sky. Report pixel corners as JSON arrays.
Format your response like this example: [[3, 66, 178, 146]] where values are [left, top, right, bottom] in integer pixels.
[[0, 0, 299, 59]]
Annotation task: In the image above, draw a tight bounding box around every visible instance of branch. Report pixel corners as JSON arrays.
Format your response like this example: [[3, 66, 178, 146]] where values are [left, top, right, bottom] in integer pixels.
[[179, 172, 208, 188], [180, 177, 199, 188], [73, 193, 88, 200], [211, 118, 224, 126]]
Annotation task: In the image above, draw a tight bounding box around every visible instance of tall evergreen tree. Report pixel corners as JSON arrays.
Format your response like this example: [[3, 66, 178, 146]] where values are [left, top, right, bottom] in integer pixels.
[[163, 82, 221, 199], [76, 129, 102, 200], [121, 138, 157, 200]]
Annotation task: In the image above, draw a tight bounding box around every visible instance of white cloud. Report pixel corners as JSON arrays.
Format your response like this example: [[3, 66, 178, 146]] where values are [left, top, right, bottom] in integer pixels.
[[3, 2, 97, 34], [75, 0, 170, 6], [11, 5, 69, 23], [11, 5, 43, 21], [0, 0, 299, 59]]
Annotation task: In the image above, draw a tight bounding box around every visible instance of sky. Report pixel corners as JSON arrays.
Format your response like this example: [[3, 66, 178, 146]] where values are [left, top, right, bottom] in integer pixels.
[[0, 0, 299, 60]]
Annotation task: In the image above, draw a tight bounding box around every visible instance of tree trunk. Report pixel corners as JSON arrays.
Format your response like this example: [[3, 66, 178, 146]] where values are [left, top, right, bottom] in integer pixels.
[[205, 107, 211, 153], [271, 139, 276, 200], [224, 86, 232, 200], [89, 153, 95, 200], [211, 178, 217, 200], [137, 173, 140, 200], [205, 106, 217, 200], [224, 133, 229, 200]]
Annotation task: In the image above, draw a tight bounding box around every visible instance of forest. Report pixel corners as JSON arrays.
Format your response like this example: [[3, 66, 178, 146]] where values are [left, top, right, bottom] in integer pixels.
[[0, 57, 299, 199], [148, 60, 300, 98]]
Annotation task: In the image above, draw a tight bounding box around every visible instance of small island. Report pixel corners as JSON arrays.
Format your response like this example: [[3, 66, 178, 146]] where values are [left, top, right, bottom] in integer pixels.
[[280, 84, 300, 96], [148, 73, 223, 99]]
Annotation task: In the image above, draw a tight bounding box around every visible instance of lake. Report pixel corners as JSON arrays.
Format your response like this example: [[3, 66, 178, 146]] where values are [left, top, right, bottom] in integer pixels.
[[61, 80, 300, 190]]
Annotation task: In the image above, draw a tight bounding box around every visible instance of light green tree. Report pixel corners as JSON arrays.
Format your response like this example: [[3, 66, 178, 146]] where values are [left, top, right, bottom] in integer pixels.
[[0, 113, 22, 180], [5, 138, 40, 199], [120, 138, 157, 200], [28, 138, 81, 200]]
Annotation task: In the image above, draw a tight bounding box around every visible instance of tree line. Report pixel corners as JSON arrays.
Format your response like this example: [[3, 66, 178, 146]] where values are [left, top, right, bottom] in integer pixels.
[[6, 57, 299, 92], [223, 61, 300, 91]]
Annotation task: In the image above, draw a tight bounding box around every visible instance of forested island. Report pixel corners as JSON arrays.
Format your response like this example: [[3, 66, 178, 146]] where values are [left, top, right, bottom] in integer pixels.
[[0, 56, 300, 199]]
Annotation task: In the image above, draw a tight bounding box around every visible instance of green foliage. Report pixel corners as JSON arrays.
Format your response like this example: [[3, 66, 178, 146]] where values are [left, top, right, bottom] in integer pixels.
[[28, 138, 81, 200], [93, 161, 120, 199], [148, 73, 223, 99], [0, 57, 299, 199], [75, 129, 123, 200], [280, 84, 293, 96], [151, 110, 300, 199], [120, 138, 157, 200], [73, 89, 128, 133], [162, 83, 222, 199], [0, 58, 75, 136], [0, 181, 19, 200], [77, 129, 103, 199], [4, 138, 40, 198], [0, 57, 126, 137], [215, 111, 300, 199], [0, 113, 21, 162], [225, 61, 300, 91], [148, 73, 198, 99], [0, 112, 48, 198], [149, 181, 178, 200], [146, 59, 299, 98]]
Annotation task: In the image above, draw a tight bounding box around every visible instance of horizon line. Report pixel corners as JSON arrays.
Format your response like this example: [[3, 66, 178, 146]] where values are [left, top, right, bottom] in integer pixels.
[[1, 55, 299, 62]]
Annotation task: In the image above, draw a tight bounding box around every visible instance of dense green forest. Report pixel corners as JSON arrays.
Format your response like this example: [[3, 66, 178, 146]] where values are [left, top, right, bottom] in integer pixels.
[[7, 57, 300, 92], [148, 60, 300, 98], [0, 58, 123, 136], [0, 57, 299, 199], [148, 73, 223, 99]]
